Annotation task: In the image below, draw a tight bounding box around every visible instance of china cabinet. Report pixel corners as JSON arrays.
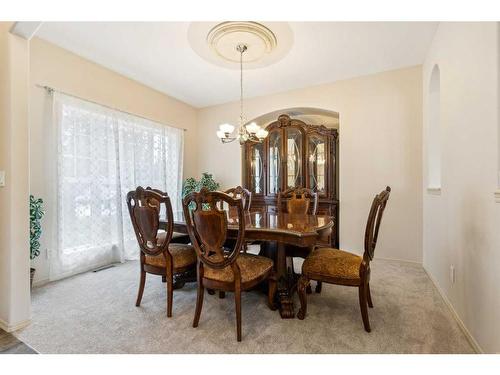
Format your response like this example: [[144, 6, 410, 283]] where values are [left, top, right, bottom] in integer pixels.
[[242, 114, 339, 246]]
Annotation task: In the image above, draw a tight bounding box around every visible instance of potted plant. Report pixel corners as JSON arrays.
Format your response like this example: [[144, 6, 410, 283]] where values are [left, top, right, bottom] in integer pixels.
[[30, 195, 45, 289], [182, 173, 220, 210], [182, 172, 220, 199]]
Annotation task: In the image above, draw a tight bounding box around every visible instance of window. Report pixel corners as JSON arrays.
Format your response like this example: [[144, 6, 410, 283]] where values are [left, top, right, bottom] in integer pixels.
[[427, 64, 441, 193], [50, 93, 184, 280]]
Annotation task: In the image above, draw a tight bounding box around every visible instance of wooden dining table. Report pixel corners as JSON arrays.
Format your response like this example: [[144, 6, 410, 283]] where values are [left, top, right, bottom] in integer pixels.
[[162, 210, 334, 319]]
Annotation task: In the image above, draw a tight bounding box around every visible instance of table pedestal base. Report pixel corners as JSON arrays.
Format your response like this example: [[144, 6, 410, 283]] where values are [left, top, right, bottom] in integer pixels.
[[260, 241, 302, 319], [162, 268, 196, 289]]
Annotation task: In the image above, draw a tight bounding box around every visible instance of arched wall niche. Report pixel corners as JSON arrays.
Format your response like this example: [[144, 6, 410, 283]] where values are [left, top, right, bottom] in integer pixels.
[[427, 64, 442, 194]]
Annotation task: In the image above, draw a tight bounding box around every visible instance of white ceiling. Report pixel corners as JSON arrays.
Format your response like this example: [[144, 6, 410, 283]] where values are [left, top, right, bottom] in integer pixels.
[[34, 22, 438, 108]]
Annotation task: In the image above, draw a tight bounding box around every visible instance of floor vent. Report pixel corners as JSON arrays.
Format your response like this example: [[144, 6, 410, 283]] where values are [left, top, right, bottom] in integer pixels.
[[92, 264, 116, 273]]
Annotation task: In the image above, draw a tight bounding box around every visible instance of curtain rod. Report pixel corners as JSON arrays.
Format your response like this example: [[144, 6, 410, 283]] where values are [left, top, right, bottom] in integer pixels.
[[35, 84, 188, 132]]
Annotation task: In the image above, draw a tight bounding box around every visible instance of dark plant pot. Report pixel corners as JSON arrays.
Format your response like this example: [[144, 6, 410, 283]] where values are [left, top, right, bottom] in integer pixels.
[[30, 267, 35, 290]]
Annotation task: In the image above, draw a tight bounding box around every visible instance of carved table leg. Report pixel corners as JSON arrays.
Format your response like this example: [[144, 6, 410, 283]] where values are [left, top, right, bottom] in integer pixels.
[[276, 242, 295, 319]]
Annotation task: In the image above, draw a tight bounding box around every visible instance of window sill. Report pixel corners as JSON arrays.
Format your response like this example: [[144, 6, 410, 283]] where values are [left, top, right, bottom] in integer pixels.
[[427, 187, 441, 195], [494, 189, 500, 203]]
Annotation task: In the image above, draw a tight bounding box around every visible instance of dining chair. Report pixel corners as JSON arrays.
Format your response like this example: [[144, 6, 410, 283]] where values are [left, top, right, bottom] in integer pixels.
[[183, 188, 277, 342], [277, 187, 318, 216], [127, 186, 197, 317], [296, 186, 391, 332], [277, 187, 319, 289], [224, 186, 252, 211], [146, 186, 191, 245], [224, 186, 252, 254]]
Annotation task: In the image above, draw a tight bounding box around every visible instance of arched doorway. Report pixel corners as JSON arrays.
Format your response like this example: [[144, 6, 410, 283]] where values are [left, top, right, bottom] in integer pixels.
[[427, 65, 441, 192], [248, 107, 339, 130]]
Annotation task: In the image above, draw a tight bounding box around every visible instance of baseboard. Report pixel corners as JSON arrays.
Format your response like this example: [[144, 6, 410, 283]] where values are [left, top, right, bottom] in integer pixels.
[[423, 266, 483, 354], [32, 278, 50, 288], [0, 317, 31, 333], [377, 256, 422, 265]]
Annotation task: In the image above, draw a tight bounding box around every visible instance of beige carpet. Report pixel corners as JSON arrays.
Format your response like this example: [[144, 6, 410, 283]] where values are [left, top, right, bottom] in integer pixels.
[[16, 257, 474, 353]]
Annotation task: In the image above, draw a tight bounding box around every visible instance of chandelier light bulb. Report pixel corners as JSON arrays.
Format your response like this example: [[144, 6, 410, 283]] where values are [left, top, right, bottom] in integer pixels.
[[245, 122, 260, 135], [256, 128, 269, 139], [219, 123, 235, 134], [216, 130, 226, 139]]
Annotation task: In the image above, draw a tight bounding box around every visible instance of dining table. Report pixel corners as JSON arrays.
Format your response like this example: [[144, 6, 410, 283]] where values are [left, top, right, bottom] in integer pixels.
[[162, 210, 334, 319]]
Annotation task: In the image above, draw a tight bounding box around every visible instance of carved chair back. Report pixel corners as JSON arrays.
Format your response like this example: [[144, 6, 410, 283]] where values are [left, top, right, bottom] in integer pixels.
[[224, 186, 252, 214], [277, 187, 318, 215], [126, 186, 174, 257], [183, 188, 245, 270], [363, 186, 391, 262]]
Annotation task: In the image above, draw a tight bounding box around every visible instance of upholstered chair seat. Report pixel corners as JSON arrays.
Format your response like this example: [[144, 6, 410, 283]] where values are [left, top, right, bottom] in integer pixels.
[[145, 243, 197, 270], [204, 253, 273, 283], [302, 248, 362, 282]]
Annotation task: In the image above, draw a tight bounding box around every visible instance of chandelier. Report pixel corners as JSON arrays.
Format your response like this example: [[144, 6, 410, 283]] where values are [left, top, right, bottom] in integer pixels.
[[216, 43, 268, 145]]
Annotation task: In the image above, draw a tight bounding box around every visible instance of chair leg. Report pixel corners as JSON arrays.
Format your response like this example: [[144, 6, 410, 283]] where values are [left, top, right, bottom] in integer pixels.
[[359, 283, 371, 332], [235, 286, 242, 342], [367, 283, 373, 308], [268, 274, 277, 311], [166, 274, 173, 318], [219, 291, 226, 299], [193, 282, 204, 328], [135, 268, 146, 307], [315, 281, 322, 294], [297, 276, 309, 320]]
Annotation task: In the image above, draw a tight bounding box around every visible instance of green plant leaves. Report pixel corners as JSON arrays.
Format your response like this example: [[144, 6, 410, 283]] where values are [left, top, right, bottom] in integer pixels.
[[182, 172, 220, 199], [30, 194, 45, 260]]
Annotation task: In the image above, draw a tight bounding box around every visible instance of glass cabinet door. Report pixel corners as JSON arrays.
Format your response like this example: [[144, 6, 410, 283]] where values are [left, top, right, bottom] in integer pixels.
[[249, 142, 264, 194], [286, 128, 303, 189], [308, 134, 327, 194], [268, 129, 282, 195]]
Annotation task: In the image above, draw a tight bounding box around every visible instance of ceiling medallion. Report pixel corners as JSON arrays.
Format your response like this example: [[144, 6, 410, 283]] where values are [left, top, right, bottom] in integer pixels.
[[187, 22, 293, 70], [207, 21, 278, 63]]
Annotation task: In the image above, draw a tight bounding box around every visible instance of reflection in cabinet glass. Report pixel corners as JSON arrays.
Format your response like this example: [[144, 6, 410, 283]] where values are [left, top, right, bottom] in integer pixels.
[[250, 143, 264, 194], [269, 130, 281, 195], [309, 135, 327, 193], [286, 128, 303, 189]]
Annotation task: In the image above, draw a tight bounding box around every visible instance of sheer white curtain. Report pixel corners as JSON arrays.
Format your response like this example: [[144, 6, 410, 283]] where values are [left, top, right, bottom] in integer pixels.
[[49, 92, 184, 280]]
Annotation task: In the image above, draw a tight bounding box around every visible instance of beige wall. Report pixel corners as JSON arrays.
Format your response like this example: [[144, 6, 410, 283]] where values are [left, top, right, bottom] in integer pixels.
[[29, 37, 198, 284], [422, 22, 500, 353], [197, 66, 423, 263], [0, 22, 31, 331]]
